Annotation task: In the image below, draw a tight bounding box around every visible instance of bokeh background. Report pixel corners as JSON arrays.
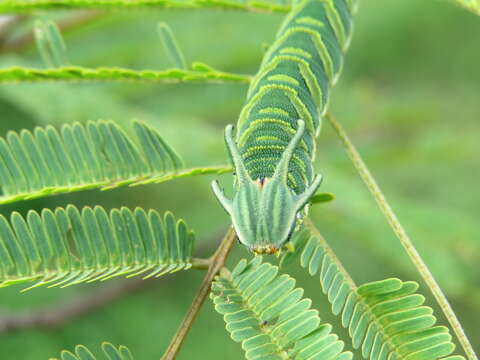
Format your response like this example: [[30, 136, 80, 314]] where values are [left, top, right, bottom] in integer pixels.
[[0, 0, 478, 358]]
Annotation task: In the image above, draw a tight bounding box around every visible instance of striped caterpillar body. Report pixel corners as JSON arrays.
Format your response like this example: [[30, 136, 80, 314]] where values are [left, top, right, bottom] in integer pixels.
[[213, 0, 357, 254]]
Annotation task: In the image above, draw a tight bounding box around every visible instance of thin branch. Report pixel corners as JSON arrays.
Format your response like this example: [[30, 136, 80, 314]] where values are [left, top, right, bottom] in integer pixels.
[[190, 257, 210, 270], [161, 227, 237, 360], [0, 65, 252, 84], [0, 0, 290, 15], [325, 112, 478, 360]]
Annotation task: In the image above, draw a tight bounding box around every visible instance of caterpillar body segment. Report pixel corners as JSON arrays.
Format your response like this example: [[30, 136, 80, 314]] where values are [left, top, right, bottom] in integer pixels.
[[213, 0, 357, 254], [240, 0, 356, 193]]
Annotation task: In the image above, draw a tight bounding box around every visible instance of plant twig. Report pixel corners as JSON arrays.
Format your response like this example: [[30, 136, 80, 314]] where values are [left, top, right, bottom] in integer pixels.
[[0, 0, 290, 14], [190, 257, 210, 270], [325, 112, 478, 360], [0, 65, 252, 84], [161, 227, 237, 360]]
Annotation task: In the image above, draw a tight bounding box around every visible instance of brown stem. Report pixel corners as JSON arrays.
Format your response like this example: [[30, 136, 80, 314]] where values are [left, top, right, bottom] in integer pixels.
[[161, 227, 237, 360]]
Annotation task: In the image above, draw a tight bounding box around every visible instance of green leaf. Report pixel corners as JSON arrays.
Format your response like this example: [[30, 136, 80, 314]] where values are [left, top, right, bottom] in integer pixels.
[[49, 342, 133, 360], [158, 22, 187, 70], [34, 19, 69, 68], [211, 257, 352, 360], [310, 192, 335, 204], [0, 120, 229, 204], [0, 205, 195, 290], [282, 226, 466, 360]]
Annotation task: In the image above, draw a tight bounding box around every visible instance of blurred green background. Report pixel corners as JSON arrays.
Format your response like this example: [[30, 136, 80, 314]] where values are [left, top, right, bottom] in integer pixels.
[[0, 0, 479, 358]]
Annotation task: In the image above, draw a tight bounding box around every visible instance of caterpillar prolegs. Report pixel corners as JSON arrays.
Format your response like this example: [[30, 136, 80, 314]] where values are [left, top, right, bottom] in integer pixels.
[[212, 0, 357, 254]]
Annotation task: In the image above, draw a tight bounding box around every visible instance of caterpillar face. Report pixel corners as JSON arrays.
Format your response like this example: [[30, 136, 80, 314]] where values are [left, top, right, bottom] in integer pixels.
[[212, 120, 322, 254]]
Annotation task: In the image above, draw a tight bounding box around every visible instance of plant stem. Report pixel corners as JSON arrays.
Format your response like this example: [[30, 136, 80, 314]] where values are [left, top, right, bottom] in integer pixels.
[[0, 0, 290, 15], [325, 112, 478, 360], [190, 257, 210, 270], [161, 227, 237, 360], [0, 66, 252, 84]]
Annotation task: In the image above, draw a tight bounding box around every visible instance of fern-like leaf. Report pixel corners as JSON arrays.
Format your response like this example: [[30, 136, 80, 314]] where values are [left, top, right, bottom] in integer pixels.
[[0, 64, 251, 84], [211, 256, 352, 360], [281, 226, 466, 360], [0, 120, 229, 204], [34, 19, 69, 68], [50, 342, 133, 360], [0, 205, 195, 290], [158, 22, 187, 70]]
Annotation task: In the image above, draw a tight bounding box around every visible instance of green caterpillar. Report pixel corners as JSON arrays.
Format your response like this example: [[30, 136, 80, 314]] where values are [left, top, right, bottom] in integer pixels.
[[213, 0, 357, 254]]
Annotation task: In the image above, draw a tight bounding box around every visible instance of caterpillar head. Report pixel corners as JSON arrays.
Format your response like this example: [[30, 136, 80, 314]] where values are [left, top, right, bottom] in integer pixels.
[[212, 120, 322, 255]]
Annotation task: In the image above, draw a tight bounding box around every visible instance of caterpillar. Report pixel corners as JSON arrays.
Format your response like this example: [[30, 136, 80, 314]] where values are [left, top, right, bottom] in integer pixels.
[[212, 0, 357, 254]]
